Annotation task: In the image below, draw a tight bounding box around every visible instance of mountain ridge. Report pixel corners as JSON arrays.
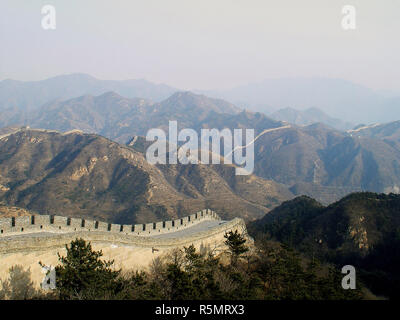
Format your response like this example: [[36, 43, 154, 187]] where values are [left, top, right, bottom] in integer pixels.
[[0, 73, 178, 112], [270, 107, 355, 131], [0, 128, 292, 223], [248, 192, 400, 299], [201, 77, 400, 124]]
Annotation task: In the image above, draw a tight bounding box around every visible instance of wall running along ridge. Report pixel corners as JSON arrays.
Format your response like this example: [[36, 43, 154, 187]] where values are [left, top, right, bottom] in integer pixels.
[[0, 209, 250, 287]]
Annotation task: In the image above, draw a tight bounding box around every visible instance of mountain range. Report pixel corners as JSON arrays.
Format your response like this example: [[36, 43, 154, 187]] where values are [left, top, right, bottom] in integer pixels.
[[202, 78, 400, 124], [0, 128, 292, 223], [2, 73, 400, 300], [1, 74, 400, 208], [2, 86, 400, 204], [0, 73, 177, 111], [1, 90, 242, 143], [2, 74, 400, 125]]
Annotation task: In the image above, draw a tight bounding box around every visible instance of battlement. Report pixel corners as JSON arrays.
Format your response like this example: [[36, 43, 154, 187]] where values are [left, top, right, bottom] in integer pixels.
[[0, 209, 220, 237], [0, 210, 249, 287]]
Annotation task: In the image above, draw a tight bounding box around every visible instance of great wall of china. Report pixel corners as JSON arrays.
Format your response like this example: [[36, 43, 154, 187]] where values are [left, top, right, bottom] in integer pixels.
[[0, 209, 250, 287]]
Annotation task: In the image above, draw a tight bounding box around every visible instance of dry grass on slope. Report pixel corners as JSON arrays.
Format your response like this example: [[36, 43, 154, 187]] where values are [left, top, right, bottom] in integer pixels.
[[0, 203, 36, 218]]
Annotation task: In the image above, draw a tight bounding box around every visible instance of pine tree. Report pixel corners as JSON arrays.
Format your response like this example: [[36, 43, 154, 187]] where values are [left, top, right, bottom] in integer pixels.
[[224, 230, 249, 267], [55, 238, 121, 299]]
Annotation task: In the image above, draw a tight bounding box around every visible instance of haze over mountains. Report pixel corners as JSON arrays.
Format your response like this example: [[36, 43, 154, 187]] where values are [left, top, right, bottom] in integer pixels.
[[269, 107, 354, 131], [1, 73, 400, 213], [348, 121, 400, 142], [23, 91, 241, 143], [0, 73, 177, 111], [1, 74, 400, 125], [202, 78, 400, 124]]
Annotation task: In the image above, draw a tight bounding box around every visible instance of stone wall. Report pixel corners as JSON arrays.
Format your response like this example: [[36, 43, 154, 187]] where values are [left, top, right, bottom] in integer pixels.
[[0, 209, 251, 288], [0, 209, 220, 237]]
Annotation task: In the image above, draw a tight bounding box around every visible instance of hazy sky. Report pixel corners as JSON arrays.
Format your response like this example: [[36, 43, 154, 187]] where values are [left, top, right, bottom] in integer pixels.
[[0, 0, 399, 91]]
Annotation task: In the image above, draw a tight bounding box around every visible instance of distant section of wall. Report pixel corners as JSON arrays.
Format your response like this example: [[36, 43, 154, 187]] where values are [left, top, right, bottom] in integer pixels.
[[0, 209, 220, 237]]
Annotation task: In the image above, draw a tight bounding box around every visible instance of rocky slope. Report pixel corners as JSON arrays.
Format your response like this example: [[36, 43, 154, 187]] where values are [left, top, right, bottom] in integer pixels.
[[2, 90, 400, 204], [248, 192, 400, 299], [0, 203, 37, 217], [25, 91, 241, 143], [0, 128, 292, 223]]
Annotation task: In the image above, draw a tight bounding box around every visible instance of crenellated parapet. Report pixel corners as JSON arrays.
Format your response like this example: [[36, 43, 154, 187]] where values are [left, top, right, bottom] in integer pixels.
[[0, 209, 220, 237], [0, 209, 250, 288]]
